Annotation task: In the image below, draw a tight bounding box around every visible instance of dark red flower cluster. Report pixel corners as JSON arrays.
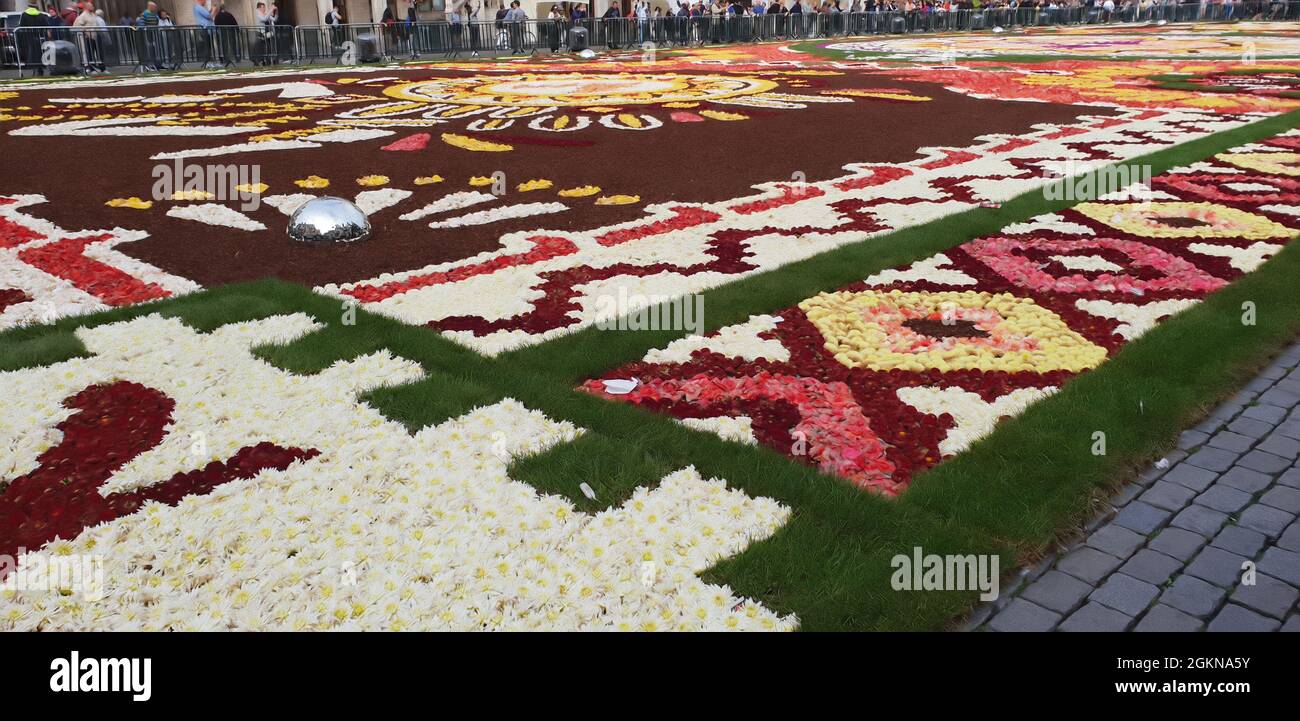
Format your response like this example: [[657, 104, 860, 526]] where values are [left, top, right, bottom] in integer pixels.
[[0, 381, 319, 578]]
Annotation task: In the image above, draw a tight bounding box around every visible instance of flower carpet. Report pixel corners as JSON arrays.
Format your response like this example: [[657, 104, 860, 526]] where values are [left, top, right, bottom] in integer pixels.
[[1, 22, 1300, 631], [582, 130, 1300, 496]]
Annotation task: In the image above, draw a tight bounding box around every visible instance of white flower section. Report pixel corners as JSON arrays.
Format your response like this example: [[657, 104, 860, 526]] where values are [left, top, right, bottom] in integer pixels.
[[214, 82, 335, 99], [0, 254, 104, 330], [0, 315, 794, 631], [1001, 212, 1096, 236], [1164, 161, 1244, 175], [680, 416, 758, 446], [1049, 254, 1123, 272], [309, 128, 395, 144], [863, 253, 976, 287], [0, 195, 200, 330], [1187, 241, 1282, 272], [10, 117, 264, 137], [150, 140, 320, 160], [1224, 182, 1283, 193], [1075, 298, 1200, 340], [165, 203, 266, 231], [1261, 204, 1300, 217], [427, 202, 567, 229], [644, 315, 789, 364], [1095, 184, 1179, 202], [896, 385, 1058, 456], [263, 194, 315, 216], [399, 191, 497, 221], [355, 189, 412, 216]]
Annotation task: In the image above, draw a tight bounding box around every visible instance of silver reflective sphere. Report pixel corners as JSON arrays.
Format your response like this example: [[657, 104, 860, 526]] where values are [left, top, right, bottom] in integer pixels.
[[287, 197, 372, 244]]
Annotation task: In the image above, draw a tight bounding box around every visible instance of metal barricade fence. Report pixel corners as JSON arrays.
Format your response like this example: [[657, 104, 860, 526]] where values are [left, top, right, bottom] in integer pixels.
[[9, 6, 1300, 75], [294, 23, 386, 64]]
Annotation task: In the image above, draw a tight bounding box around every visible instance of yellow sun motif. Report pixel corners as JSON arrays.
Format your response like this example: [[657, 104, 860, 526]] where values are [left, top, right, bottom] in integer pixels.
[[295, 175, 330, 189], [1217, 151, 1300, 177], [801, 289, 1107, 374], [384, 73, 779, 108], [1072, 201, 1294, 240]]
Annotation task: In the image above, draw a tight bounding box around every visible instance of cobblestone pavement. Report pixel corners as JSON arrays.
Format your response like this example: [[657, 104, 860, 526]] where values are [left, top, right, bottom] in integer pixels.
[[968, 340, 1300, 632]]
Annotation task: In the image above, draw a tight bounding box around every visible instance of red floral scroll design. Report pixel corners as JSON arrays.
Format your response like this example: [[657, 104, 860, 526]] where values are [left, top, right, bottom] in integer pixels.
[[0, 381, 319, 578], [0, 288, 32, 314]]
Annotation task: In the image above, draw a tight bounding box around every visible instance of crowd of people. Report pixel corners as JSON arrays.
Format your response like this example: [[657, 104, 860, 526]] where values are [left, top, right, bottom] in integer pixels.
[[10, 0, 1294, 74]]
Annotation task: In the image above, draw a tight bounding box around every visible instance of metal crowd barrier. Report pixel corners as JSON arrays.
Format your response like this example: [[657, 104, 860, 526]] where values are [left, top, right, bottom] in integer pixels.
[[6, 3, 1299, 75]]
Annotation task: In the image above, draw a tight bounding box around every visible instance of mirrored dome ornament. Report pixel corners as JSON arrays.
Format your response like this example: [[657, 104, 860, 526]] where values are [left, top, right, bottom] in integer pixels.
[[287, 197, 372, 244]]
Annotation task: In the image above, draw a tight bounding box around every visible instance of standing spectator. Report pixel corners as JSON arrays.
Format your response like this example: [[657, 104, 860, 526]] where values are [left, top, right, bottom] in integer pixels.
[[505, 0, 527, 52], [74, 2, 107, 72], [193, 0, 217, 68], [253, 0, 273, 64], [137, 1, 161, 71], [18, 0, 49, 76], [214, 3, 238, 64]]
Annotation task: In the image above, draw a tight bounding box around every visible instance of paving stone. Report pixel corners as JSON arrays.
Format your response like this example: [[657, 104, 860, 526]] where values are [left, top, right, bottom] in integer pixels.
[[1090, 573, 1160, 616], [1160, 574, 1227, 618], [1207, 604, 1282, 632], [1238, 450, 1292, 475], [1274, 420, 1300, 441], [1259, 388, 1300, 408], [1085, 524, 1145, 559], [1134, 604, 1205, 632], [1020, 570, 1093, 615], [1219, 466, 1274, 493], [1192, 416, 1228, 435], [1207, 431, 1256, 453], [1110, 483, 1144, 508], [1161, 463, 1219, 493], [1243, 404, 1289, 424], [1258, 547, 1300, 587], [1244, 377, 1276, 395], [1238, 505, 1295, 538], [1170, 505, 1228, 537], [1228, 416, 1276, 438], [1211, 525, 1267, 558], [1283, 616, 1300, 632], [1278, 522, 1300, 553], [1119, 550, 1184, 586], [1185, 546, 1251, 588], [1209, 403, 1245, 423], [1139, 481, 1197, 513], [1230, 573, 1300, 620], [1259, 364, 1288, 381], [1195, 485, 1253, 514], [1279, 467, 1300, 490], [1177, 429, 1209, 450], [987, 599, 1061, 632], [1185, 446, 1242, 473], [1148, 527, 1207, 562], [1260, 486, 1300, 514], [1274, 378, 1300, 395], [1112, 501, 1172, 535], [1059, 602, 1133, 632], [1057, 547, 1124, 585], [1257, 435, 1300, 462]]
